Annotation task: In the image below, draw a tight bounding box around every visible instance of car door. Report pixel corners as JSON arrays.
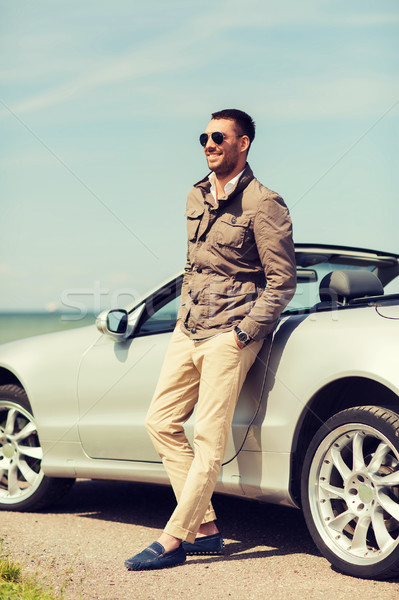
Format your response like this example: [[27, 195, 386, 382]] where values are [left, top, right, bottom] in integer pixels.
[[76, 279, 272, 463]]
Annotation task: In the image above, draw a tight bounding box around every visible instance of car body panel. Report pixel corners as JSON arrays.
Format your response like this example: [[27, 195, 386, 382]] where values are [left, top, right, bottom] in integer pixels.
[[76, 327, 273, 464], [376, 304, 399, 319], [0, 326, 100, 446], [245, 308, 399, 458], [0, 244, 398, 511]]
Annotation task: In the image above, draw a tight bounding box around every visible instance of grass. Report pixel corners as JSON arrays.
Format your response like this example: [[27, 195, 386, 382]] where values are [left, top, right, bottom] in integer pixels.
[[0, 543, 63, 600]]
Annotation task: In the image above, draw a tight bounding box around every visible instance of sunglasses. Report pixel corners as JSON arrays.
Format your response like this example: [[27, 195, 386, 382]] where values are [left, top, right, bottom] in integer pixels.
[[199, 132, 243, 147]]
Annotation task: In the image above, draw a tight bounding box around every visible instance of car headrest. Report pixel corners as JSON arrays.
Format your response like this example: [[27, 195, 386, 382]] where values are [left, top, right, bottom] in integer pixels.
[[319, 270, 383, 304]]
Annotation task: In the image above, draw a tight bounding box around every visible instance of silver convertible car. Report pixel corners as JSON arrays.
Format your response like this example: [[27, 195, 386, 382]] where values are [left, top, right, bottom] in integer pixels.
[[1, 243, 399, 579]]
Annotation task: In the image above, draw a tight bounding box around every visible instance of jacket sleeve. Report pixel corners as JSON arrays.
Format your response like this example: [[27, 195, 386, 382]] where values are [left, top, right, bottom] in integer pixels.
[[238, 194, 296, 340], [177, 247, 192, 322]]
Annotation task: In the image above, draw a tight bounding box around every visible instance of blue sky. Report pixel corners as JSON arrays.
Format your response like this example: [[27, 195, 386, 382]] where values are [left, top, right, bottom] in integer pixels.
[[1, 0, 398, 311]]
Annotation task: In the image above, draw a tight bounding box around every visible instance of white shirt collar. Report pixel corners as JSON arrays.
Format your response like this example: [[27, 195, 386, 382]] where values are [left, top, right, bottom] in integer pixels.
[[208, 169, 245, 202]]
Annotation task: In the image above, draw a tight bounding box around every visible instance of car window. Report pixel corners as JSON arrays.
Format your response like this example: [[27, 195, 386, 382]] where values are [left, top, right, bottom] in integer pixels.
[[285, 263, 375, 312], [137, 295, 180, 335], [384, 275, 399, 295], [135, 256, 397, 333]]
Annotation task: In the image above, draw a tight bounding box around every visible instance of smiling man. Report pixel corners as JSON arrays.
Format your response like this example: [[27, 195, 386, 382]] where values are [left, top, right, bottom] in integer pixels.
[[125, 109, 297, 571]]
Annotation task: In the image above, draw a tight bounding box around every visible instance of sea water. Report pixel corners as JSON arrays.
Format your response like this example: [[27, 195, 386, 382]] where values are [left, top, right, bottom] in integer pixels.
[[0, 312, 96, 345]]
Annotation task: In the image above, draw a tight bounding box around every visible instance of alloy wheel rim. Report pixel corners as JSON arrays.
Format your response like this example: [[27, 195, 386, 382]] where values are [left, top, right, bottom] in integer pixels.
[[0, 401, 44, 504], [308, 423, 399, 565]]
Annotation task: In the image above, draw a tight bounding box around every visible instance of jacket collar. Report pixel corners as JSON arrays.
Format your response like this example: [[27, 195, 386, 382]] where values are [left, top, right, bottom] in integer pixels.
[[194, 163, 254, 206]]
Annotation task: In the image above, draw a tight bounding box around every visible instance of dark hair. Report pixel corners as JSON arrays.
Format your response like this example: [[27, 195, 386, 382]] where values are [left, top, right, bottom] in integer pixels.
[[211, 109, 255, 147]]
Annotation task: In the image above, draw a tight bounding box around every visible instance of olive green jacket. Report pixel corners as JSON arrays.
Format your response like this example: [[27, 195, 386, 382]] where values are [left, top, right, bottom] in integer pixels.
[[177, 164, 296, 341]]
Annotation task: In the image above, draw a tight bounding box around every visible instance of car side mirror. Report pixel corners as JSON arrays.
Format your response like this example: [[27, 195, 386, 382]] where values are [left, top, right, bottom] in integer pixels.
[[107, 309, 128, 333], [96, 306, 144, 341]]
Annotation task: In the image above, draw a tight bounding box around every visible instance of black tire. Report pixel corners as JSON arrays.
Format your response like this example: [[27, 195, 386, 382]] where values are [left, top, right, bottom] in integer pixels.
[[301, 405, 399, 579], [0, 384, 75, 511]]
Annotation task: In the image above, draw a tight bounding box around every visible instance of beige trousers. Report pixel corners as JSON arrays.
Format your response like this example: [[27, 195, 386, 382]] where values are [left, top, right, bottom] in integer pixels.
[[145, 327, 263, 544]]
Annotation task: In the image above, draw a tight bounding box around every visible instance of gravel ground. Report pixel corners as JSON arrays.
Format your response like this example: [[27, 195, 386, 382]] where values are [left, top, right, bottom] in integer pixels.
[[2, 479, 399, 600]]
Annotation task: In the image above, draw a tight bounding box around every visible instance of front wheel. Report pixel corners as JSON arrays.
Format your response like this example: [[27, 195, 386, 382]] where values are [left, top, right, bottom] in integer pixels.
[[0, 384, 75, 511], [301, 405, 399, 579]]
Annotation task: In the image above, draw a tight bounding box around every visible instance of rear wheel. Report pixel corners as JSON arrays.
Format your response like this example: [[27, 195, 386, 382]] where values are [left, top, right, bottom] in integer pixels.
[[301, 406, 399, 579], [0, 384, 74, 511]]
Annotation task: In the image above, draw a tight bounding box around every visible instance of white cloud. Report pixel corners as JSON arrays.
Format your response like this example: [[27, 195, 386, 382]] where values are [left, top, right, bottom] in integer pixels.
[[0, 264, 27, 278], [0, 152, 58, 168], [0, 23, 202, 116], [335, 13, 399, 26], [251, 77, 399, 120], [1, 0, 397, 121]]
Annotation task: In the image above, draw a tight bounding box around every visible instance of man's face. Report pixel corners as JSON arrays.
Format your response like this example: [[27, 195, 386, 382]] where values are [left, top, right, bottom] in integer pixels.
[[202, 118, 246, 178]]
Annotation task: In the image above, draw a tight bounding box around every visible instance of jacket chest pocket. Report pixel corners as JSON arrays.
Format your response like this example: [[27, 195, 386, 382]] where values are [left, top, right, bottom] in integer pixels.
[[186, 207, 205, 241], [215, 215, 251, 248]]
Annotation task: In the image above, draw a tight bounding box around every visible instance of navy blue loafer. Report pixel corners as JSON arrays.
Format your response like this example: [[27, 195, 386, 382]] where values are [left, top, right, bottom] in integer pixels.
[[182, 533, 225, 555], [124, 541, 186, 571]]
